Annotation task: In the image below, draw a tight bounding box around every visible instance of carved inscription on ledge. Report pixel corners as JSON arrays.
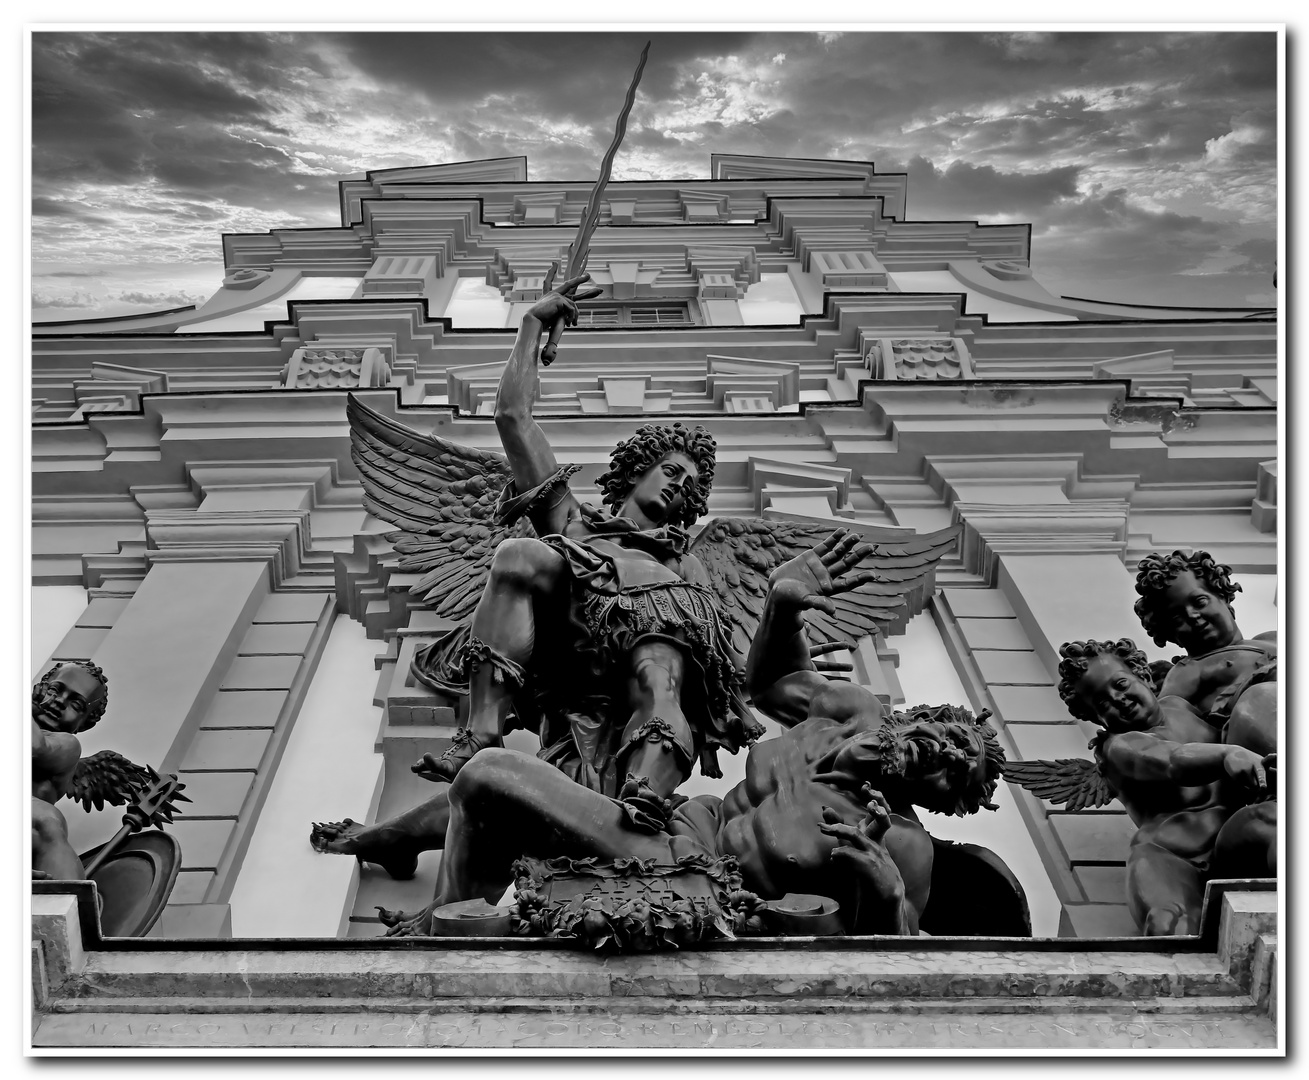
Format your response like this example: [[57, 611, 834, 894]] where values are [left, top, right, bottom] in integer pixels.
[[52, 1012, 1273, 1049]]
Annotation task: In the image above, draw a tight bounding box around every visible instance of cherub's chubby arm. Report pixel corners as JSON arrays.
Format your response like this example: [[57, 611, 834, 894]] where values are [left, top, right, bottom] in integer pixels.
[[32, 721, 81, 803], [1104, 730, 1272, 797], [494, 274, 602, 536], [746, 531, 879, 727]]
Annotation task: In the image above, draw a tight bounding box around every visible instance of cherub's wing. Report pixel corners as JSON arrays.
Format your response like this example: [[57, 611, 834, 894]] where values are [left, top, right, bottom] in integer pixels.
[[70, 751, 153, 813], [1003, 757, 1115, 812], [689, 518, 959, 656], [348, 394, 534, 621]]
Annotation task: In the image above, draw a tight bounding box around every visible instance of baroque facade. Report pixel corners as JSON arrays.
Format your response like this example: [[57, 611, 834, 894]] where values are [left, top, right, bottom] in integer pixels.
[[32, 155, 1278, 956]]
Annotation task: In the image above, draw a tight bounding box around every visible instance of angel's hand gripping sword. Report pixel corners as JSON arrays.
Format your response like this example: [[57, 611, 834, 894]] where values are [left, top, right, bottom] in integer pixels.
[[539, 40, 650, 366]]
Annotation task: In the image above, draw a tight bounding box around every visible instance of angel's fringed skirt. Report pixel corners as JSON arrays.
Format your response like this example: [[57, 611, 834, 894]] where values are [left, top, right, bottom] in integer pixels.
[[410, 578, 761, 799]]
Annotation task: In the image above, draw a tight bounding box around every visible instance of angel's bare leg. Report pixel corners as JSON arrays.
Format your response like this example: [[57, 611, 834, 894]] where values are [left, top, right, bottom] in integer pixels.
[[617, 642, 695, 819], [32, 799, 85, 881], [310, 789, 451, 879], [384, 749, 670, 935], [428, 538, 568, 782]]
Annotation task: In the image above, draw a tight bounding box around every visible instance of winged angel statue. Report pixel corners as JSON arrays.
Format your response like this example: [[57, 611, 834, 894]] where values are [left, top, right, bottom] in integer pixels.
[[346, 278, 958, 829], [1004, 637, 1275, 935], [32, 659, 188, 882]]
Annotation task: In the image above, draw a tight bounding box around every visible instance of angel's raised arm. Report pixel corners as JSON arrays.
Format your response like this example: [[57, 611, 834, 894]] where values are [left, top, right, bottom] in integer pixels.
[[746, 532, 878, 726], [495, 274, 602, 533]]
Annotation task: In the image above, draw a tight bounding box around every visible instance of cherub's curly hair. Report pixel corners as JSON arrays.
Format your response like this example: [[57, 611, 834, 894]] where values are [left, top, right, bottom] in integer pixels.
[[597, 423, 716, 528], [887, 702, 1006, 815], [1133, 549, 1240, 647], [33, 659, 109, 729], [1056, 638, 1152, 723]]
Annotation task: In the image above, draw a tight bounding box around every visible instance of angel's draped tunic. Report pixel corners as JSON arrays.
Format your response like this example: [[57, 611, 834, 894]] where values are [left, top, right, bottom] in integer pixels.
[[411, 465, 763, 798]]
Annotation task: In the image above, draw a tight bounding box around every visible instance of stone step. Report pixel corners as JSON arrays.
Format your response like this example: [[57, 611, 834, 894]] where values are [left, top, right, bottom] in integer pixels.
[[41, 992, 1265, 1017], [57, 946, 1246, 1003], [35, 1003, 1277, 1050]]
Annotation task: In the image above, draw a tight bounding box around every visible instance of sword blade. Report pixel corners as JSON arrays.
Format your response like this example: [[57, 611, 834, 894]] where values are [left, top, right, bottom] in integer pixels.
[[565, 40, 650, 279]]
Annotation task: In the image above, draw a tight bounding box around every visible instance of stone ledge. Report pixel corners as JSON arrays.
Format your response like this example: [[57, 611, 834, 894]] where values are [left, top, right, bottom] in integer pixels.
[[63, 946, 1244, 1002], [42, 992, 1266, 1018], [31, 883, 1280, 1052], [35, 1006, 1277, 1050]]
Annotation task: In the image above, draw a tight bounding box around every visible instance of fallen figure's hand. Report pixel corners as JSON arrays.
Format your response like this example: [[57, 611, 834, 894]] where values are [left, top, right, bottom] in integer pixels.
[[817, 783, 911, 935]]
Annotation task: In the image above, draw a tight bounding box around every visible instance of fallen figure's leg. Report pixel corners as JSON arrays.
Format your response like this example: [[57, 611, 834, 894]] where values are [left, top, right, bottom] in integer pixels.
[[378, 747, 675, 936], [310, 788, 452, 881]]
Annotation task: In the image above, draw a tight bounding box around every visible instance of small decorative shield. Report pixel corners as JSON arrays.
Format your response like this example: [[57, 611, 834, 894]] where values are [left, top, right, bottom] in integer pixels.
[[511, 854, 760, 952], [78, 830, 181, 938]]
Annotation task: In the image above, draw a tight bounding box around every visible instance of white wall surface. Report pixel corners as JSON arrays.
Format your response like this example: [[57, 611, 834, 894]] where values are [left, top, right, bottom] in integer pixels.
[[445, 276, 510, 328], [31, 584, 88, 678], [891, 270, 1077, 322], [737, 273, 805, 325], [176, 276, 362, 333], [895, 608, 1063, 937], [227, 614, 384, 937], [1232, 573, 1278, 638]]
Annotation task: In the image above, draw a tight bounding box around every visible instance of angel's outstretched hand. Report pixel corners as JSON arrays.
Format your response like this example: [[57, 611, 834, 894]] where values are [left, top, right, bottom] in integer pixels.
[[765, 529, 882, 615]]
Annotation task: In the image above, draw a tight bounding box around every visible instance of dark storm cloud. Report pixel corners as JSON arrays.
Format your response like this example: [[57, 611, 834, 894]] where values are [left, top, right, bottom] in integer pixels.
[[335, 31, 757, 117], [31, 31, 330, 223], [32, 196, 114, 225], [902, 157, 1082, 217], [34, 31, 286, 126], [28, 29, 1278, 312], [1231, 238, 1277, 275], [1039, 187, 1224, 240]]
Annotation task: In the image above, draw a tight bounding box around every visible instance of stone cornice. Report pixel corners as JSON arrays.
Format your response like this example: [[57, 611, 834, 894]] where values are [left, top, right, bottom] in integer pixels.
[[952, 499, 1131, 583], [144, 509, 313, 588]]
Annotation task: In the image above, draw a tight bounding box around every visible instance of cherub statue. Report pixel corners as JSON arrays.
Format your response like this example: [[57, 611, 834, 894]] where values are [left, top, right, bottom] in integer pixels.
[[31, 661, 156, 880], [1004, 638, 1276, 936], [369, 537, 1012, 938], [348, 275, 957, 828], [1134, 550, 1276, 754]]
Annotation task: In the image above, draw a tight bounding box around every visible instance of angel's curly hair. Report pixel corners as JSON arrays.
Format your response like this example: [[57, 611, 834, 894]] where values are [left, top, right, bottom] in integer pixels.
[[1133, 549, 1240, 647], [887, 703, 1006, 815], [33, 659, 109, 729], [1057, 638, 1152, 723], [597, 423, 716, 528]]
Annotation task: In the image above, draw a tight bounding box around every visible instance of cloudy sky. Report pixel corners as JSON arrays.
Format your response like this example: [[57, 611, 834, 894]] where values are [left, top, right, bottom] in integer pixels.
[[30, 29, 1279, 321]]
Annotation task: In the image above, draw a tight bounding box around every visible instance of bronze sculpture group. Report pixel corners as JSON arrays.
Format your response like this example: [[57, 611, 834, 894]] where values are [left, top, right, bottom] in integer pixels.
[[315, 276, 1015, 945], [35, 274, 1274, 944], [1008, 552, 1277, 935], [32, 659, 188, 935], [311, 274, 1278, 945]]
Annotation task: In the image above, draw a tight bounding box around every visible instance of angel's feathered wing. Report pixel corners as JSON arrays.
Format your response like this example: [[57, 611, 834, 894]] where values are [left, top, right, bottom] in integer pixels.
[[1004, 756, 1116, 812], [348, 394, 534, 621], [70, 751, 153, 813], [689, 518, 960, 656]]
